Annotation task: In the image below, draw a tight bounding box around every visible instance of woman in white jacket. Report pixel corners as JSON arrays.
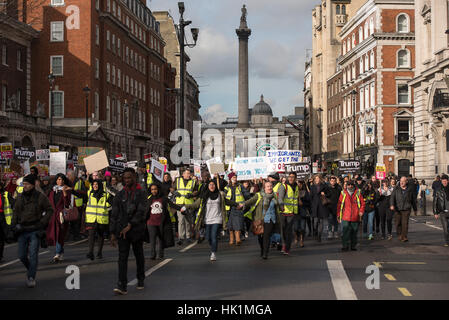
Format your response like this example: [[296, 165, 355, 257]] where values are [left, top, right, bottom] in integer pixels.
[[417, 180, 429, 215]]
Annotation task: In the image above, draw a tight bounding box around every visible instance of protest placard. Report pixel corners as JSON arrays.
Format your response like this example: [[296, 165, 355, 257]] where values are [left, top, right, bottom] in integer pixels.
[[109, 158, 126, 173], [0, 143, 13, 159], [36, 149, 50, 161], [232, 157, 270, 181], [77, 147, 103, 165], [376, 164, 386, 180], [83, 150, 109, 174], [284, 162, 311, 178], [150, 158, 166, 182], [169, 170, 179, 181], [14, 147, 36, 162], [266, 150, 302, 172], [193, 163, 201, 178], [50, 152, 67, 176], [337, 160, 361, 174], [209, 163, 225, 176], [49, 145, 59, 153]]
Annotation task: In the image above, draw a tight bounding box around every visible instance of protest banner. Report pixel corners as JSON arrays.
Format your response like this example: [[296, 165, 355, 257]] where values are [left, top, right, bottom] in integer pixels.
[[337, 160, 361, 174], [150, 158, 166, 182], [49, 145, 59, 153], [50, 152, 67, 176], [284, 162, 311, 178], [126, 161, 138, 170], [232, 157, 270, 181], [266, 150, 302, 172], [0, 143, 13, 159], [193, 163, 201, 178], [109, 158, 126, 173], [376, 164, 386, 180], [2, 166, 15, 179], [30, 162, 49, 177], [36, 149, 50, 161], [77, 147, 103, 165], [209, 163, 225, 176], [144, 153, 152, 163], [14, 147, 36, 162], [83, 150, 109, 174]]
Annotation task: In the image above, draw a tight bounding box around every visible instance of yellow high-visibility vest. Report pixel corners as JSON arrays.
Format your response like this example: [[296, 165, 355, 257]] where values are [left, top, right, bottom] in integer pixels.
[[175, 178, 195, 205], [73, 180, 84, 207], [224, 185, 245, 211], [244, 193, 262, 221], [146, 174, 153, 188], [339, 190, 361, 221], [85, 191, 110, 225], [283, 184, 299, 214], [2, 191, 12, 225]]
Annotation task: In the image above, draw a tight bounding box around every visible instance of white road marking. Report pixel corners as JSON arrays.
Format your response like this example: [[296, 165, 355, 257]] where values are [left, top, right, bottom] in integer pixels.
[[0, 250, 49, 269], [5, 243, 18, 249], [410, 217, 443, 231], [67, 239, 88, 246], [327, 260, 358, 300], [128, 258, 173, 286], [179, 240, 198, 253]]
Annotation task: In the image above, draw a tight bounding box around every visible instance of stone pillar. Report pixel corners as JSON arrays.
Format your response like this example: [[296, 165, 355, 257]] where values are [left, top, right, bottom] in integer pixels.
[[236, 6, 251, 128]]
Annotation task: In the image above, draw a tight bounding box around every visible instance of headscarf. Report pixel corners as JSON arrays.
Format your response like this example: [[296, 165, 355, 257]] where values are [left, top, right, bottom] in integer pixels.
[[202, 180, 220, 201], [91, 179, 105, 201]]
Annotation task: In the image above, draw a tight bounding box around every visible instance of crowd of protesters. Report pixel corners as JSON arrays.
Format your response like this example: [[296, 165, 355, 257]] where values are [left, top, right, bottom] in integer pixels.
[[1, 163, 449, 295]]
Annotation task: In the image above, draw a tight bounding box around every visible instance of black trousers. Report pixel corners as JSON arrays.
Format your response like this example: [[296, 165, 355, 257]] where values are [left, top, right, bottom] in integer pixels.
[[69, 206, 84, 238], [117, 238, 145, 288], [280, 215, 295, 252], [87, 223, 108, 255], [378, 200, 393, 236], [257, 221, 275, 257], [148, 225, 164, 258]]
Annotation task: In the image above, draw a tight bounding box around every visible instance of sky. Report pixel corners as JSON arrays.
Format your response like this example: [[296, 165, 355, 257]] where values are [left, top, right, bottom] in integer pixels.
[[147, 0, 317, 124]]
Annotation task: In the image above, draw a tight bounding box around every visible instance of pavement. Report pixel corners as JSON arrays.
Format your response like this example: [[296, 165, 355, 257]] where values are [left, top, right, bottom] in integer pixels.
[[0, 215, 448, 300]]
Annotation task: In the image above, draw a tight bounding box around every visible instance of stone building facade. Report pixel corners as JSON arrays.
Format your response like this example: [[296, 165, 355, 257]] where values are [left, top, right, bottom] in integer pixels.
[[409, 0, 449, 181]]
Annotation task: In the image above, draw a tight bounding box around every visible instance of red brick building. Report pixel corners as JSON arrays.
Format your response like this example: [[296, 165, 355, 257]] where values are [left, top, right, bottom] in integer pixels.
[[326, 0, 415, 176], [5, 0, 177, 161]]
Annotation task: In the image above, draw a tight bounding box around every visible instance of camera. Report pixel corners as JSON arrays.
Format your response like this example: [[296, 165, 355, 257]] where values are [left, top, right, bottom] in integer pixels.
[[55, 185, 64, 192]]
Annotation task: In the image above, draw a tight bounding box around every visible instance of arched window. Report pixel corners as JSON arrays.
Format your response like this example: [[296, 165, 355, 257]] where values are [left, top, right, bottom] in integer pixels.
[[369, 17, 374, 34], [397, 14, 409, 33], [336, 4, 341, 15], [364, 21, 369, 39], [365, 54, 369, 72], [352, 33, 356, 47], [397, 49, 410, 67], [342, 5, 346, 15], [359, 27, 363, 43], [370, 50, 375, 69], [359, 58, 364, 75]]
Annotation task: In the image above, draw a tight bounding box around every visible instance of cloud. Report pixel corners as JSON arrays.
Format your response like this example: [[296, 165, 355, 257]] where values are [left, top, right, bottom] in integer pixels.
[[201, 104, 232, 124]]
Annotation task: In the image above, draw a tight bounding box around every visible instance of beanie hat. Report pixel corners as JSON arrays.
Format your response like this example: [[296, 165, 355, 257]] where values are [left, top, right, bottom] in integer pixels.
[[23, 174, 36, 185], [228, 172, 236, 180], [105, 171, 112, 177], [268, 172, 280, 181]]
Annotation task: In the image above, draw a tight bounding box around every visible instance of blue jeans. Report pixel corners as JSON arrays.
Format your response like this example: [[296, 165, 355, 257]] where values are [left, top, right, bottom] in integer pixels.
[[205, 224, 221, 253], [366, 211, 375, 236], [56, 242, 64, 255], [18, 231, 40, 279], [328, 213, 338, 233]]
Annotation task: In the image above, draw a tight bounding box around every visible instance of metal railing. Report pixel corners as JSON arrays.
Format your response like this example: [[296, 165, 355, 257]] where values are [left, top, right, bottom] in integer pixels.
[[394, 134, 414, 148]]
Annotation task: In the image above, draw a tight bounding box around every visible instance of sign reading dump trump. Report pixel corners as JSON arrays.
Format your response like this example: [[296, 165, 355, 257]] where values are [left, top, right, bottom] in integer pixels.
[[232, 157, 269, 181], [337, 160, 361, 174]]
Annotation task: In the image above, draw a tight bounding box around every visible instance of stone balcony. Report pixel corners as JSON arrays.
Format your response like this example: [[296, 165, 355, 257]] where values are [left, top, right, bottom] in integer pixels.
[[335, 14, 347, 27]]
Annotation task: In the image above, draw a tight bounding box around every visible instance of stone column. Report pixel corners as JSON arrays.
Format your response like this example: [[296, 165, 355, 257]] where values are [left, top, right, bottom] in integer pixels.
[[236, 6, 251, 128]]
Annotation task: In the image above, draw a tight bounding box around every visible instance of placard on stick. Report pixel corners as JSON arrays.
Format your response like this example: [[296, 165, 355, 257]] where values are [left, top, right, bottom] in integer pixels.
[[83, 150, 109, 174]]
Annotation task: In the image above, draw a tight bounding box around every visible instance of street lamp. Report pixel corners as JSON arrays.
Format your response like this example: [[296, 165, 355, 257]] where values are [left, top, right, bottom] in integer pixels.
[[178, 1, 199, 130], [351, 89, 357, 160], [48, 72, 56, 146], [124, 99, 128, 159], [83, 86, 91, 147]]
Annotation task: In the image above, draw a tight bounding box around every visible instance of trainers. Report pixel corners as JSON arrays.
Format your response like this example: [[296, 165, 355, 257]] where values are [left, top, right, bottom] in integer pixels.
[[283, 250, 290, 256], [281, 245, 286, 253], [58, 254, 64, 261], [137, 280, 144, 290], [96, 253, 103, 259], [26, 277, 36, 288], [113, 287, 128, 295], [387, 234, 393, 241], [177, 239, 183, 246], [86, 253, 94, 261], [328, 232, 334, 240], [444, 243, 449, 247], [245, 232, 249, 239], [210, 252, 217, 261], [351, 247, 357, 251], [341, 247, 349, 252], [53, 254, 60, 262], [368, 234, 373, 240]]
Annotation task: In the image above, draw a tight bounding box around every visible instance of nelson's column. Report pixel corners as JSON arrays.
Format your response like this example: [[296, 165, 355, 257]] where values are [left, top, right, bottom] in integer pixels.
[[236, 5, 251, 128]]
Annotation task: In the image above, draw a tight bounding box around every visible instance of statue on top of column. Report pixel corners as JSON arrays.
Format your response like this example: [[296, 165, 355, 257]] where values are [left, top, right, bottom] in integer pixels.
[[240, 4, 248, 28]]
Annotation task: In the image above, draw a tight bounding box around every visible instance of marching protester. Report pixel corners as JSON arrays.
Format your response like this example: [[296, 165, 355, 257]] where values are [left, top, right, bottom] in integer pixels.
[[418, 179, 429, 215], [11, 174, 54, 288], [161, 172, 173, 197], [433, 174, 449, 247], [294, 180, 311, 248], [280, 172, 299, 255], [267, 172, 285, 249], [146, 183, 179, 260], [310, 175, 331, 242], [337, 180, 365, 251], [327, 176, 342, 239], [390, 176, 418, 242], [46, 173, 72, 262], [378, 180, 394, 240], [108, 175, 123, 196], [173, 168, 199, 245], [110, 168, 148, 295], [432, 175, 442, 200], [181, 180, 239, 261], [241, 180, 254, 239], [0, 181, 14, 262], [85, 179, 113, 260], [224, 173, 248, 246], [362, 182, 379, 240], [40, 176, 52, 196], [243, 181, 281, 260], [67, 170, 87, 241]]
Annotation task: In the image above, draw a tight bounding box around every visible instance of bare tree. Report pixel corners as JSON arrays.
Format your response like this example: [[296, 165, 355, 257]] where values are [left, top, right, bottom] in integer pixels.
[[0, 0, 48, 28]]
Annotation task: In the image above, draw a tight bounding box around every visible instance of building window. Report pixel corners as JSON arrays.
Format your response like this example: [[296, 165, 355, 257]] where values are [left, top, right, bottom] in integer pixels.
[[107, 0, 110, 12], [359, 58, 363, 75], [397, 14, 409, 33], [95, 58, 99, 79], [117, 69, 121, 88], [50, 91, 64, 117], [370, 51, 375, 69], [96, 25, 99, 45], [95, 0, 99, 10], [342, 5, 346, 15], [112, 65, 116, 85], [352, 34, 356, 47], [107, 30, 110, 50], [117, 38, 121, 57], [397, 49, 410, 68], [360, 88, 364, 111], [112, 34, 116, 53], [369, 17, 374, 34], [2, 45, 7, 66], [365, 85, 369, 108], [94, 92, 99, 120], [17, 50, 22, 71], [1, 85, 6, 111], [336, 5, 340, 15], [50, 21, 64, 42], [365, 54, 369, 72], [397, 119, 410, 143], [118, 6, 121, 20], [370, 82, 375, 107], [398, 84, 409, 104], [51, 0, 64, 6], [106, 63, 110, 82], [364, 21, 369, 39], [351, 63, 355, 80], [117, 100, 121, 125], [50, 55, 63, 76], [106, 95, 110, 122]]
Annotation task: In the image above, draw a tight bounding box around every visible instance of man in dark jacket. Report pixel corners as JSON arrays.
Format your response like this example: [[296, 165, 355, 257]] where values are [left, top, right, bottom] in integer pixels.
[[327, 176, 342, 239], [11, 174, 54, 288], [390, 176, 417, 242], [433, 174, 449, 247], [110, 168, 148, 295]]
